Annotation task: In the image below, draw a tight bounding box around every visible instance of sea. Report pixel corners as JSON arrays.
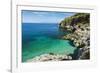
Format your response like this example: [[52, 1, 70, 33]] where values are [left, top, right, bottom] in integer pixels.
[[22, 23, 76, 62]]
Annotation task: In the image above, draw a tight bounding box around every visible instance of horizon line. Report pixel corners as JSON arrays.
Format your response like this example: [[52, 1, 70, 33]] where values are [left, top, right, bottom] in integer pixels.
[[22, 22, 60, 24]]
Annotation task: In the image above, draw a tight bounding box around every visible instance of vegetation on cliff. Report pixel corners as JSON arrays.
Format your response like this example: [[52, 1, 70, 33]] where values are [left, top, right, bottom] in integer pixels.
[[59, 13, 90, 32], [59, 13, 90, 60]]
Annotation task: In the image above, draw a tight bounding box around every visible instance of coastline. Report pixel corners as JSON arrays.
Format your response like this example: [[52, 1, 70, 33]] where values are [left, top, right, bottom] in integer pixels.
[[59, 13, 90, 59], [23, 13, 90, 62]]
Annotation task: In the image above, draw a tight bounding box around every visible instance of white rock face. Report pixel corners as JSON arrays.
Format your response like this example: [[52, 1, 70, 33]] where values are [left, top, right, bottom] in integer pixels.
[[26, 54, 72, 62]]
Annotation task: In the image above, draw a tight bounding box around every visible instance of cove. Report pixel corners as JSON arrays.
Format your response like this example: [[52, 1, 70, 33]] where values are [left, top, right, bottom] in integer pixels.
[[22, 23, 76, 62]]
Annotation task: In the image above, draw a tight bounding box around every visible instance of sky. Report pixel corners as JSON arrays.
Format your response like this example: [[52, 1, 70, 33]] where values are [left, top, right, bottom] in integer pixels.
[[22, 10, 75, 23]]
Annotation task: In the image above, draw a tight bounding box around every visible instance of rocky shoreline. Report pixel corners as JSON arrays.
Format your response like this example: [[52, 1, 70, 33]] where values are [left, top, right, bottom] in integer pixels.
[[59, 13, 90, 59], [26, 53, 72, 62]]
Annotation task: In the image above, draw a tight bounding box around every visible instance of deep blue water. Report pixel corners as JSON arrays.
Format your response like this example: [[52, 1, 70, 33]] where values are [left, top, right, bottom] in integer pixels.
[[22, 23, 66, 43]]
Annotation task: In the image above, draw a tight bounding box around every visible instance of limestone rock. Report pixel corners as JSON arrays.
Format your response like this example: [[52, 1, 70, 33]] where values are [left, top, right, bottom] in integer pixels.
[[26, 53, 72, 62]]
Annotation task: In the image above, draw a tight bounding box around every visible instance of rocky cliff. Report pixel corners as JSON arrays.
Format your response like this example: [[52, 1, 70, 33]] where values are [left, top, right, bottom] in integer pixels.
[[59, 13, 90, 60]]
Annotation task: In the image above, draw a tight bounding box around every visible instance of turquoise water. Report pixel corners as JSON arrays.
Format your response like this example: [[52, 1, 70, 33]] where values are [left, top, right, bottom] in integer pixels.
[[22, 23, 76, 62]]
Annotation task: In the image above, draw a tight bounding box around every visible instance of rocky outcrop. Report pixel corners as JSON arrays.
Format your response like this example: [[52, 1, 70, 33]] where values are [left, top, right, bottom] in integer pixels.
[[59, 13, 90, 60], [26, 53, 72, 62]]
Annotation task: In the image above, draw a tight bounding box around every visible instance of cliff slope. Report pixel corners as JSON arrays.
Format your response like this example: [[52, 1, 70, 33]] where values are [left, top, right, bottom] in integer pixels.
[[59, 13, 90, 59]]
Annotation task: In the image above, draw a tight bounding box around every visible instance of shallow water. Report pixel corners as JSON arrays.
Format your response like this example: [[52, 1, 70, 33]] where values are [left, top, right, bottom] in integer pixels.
[[22, 23, 76, 62]]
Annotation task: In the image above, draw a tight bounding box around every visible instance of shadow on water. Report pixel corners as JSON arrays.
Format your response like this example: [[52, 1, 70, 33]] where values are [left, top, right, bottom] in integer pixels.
[[68, 48, 79, 60], [68, 40, 75, 47]]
